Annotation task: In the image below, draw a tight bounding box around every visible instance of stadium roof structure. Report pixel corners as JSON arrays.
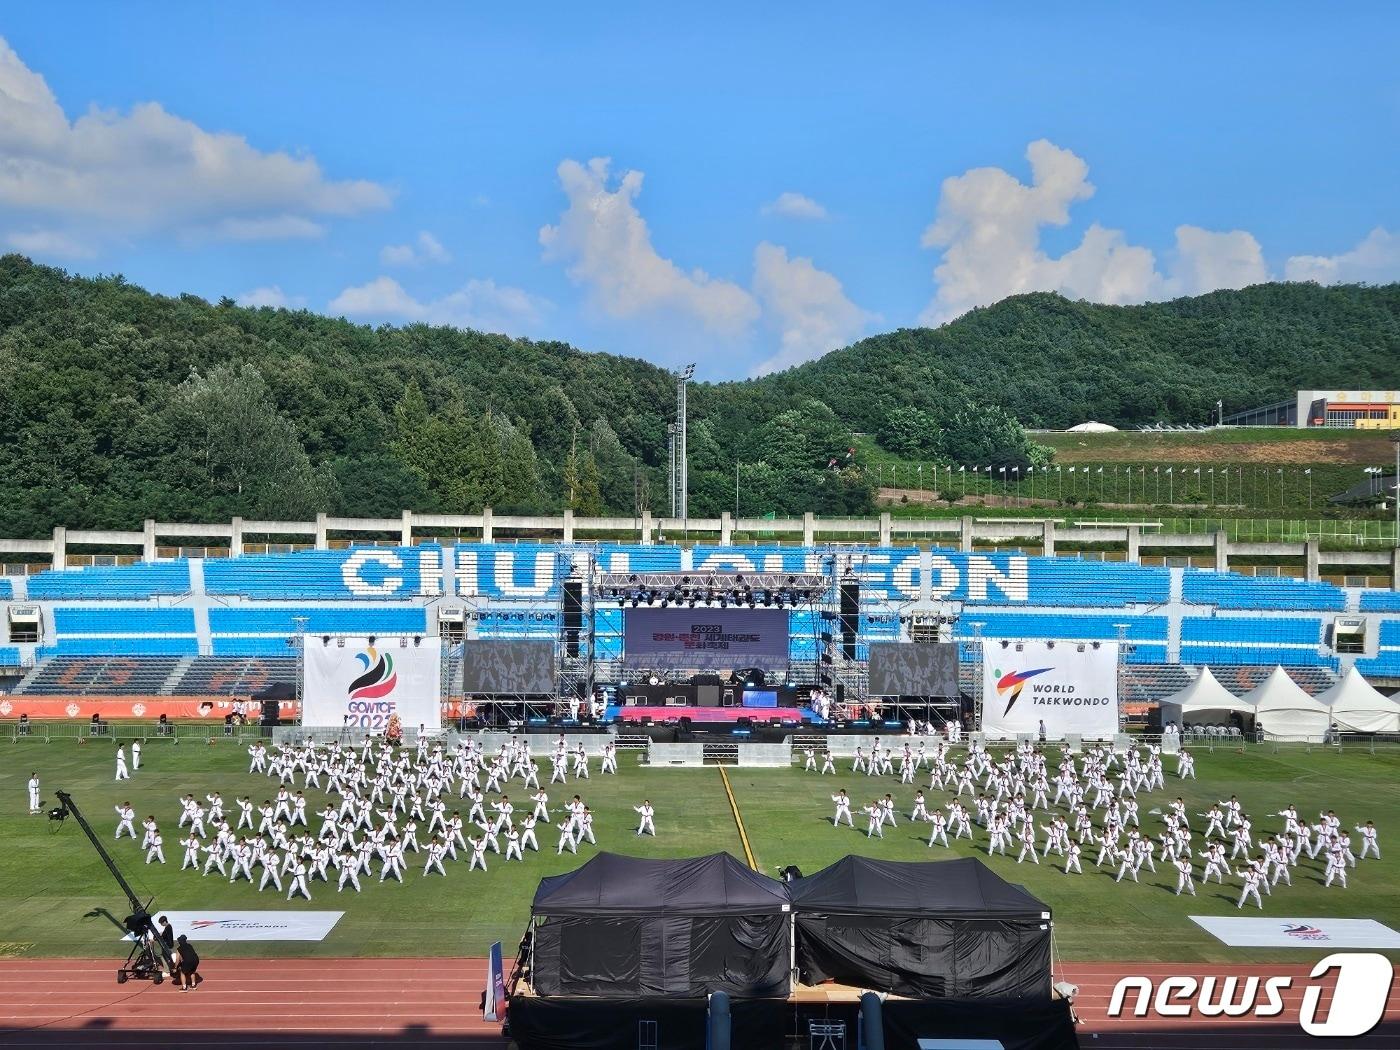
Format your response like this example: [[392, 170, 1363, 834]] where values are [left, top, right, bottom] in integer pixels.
[[787, 855, 1048, 919], [531, 851, 790, 917], [1318, 666, 1400, 733]]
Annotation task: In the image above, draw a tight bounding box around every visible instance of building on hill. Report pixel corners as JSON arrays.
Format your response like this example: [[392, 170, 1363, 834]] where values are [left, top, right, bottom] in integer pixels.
[[1224, 389, 1400, 428]]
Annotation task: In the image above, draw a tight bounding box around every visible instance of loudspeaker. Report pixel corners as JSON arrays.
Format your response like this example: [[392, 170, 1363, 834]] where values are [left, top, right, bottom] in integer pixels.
[[839, 579, 859, 659], [562, 578, 584, 659], [697, 685, 720, 707], [260, 700, 280, 727]]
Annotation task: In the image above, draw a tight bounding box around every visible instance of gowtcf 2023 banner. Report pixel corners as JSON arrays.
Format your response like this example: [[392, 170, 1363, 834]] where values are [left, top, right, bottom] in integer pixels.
[[980, 639, 1119, 740], [302, 636, 441, 731]]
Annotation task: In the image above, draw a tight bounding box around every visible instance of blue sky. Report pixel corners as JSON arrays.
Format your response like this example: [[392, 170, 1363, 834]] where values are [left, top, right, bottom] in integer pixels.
[[1, 3, 1396, 378]]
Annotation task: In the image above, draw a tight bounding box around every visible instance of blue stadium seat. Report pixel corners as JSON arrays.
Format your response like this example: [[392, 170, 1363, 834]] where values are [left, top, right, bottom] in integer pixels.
[[205, 546, 441, 600], [54, 607, 196, 634], [0, 647, 21, 666], [209, 606, 427, 634], [1359, 592, 1400, 612], [1182, 570, 1344, 611], [28, 561, 191, 600]]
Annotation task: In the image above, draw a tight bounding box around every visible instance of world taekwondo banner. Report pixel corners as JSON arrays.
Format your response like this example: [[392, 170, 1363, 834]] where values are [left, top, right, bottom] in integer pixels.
[[980, 639, 1118, 740], [123, 911, 343, 942], [302, 635, 441, 731], [623, 608, 789, 670]]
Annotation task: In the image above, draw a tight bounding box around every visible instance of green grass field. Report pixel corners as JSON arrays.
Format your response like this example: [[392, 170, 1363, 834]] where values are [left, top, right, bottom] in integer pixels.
[[3, 736, 1398, 965]]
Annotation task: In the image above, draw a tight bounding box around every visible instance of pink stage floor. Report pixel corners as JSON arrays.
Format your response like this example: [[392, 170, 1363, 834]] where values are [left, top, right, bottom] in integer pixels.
[[611, 704, 814, 723]]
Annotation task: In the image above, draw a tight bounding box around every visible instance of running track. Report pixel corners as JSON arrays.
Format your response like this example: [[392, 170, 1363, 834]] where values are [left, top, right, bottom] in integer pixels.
[[1, 959, 1397, 1048]]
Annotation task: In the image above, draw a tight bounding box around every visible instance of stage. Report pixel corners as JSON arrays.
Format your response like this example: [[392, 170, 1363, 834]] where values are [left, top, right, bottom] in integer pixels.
[[607, 703, 819, 725]]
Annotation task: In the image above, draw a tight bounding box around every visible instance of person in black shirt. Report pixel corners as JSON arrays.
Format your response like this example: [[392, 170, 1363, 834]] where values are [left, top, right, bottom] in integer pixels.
[[173, 934, 201, 990]]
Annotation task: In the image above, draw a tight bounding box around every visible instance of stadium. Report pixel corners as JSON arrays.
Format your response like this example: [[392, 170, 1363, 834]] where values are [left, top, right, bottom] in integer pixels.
[[4, 511, 1400, 1048], [5, 8, 1400, 1049]]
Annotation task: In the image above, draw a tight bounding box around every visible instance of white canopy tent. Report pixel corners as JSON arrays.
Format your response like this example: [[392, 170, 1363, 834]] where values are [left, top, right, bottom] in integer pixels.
[[1243, 666, 1331, 742], [1066, 421, 1119, 433], [1157, 667, 1256, 726], [1317, 666, 1400, 734]]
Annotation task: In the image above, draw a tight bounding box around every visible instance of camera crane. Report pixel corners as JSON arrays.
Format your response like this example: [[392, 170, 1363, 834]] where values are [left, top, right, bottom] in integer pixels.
[[54, 790, 174, 985]]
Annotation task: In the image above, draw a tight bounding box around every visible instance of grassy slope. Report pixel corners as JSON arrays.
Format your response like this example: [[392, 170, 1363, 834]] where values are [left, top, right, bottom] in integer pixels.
[[3, 737, 1398, 965]]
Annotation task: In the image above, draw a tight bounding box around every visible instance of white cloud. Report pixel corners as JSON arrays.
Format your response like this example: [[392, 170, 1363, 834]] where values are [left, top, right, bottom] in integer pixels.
[[539, 157, 759, 335], [5, 228, 95, 259], [1168, 226, 1268, 296], [329, 275, 551, 336], [1285, 227, 1400, 285], [761, 191, 829, 221], [379, 230, 451, 267], [205, 215, 325, 241], [0, 35, 390, 246], [919, 140, 1270, 324], [237, 285, 306, 309], [750, 242, 874, 375]]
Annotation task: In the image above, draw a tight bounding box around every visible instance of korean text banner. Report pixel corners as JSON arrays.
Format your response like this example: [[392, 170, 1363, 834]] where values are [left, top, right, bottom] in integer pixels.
[[624, 608, 790, 670], [302, 636, 440, 731], [980, 639, 1118, 740]]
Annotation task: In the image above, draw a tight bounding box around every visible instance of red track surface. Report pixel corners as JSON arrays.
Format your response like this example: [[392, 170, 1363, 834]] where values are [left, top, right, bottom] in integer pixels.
[[1, 958, 1397, 1048], [0, 959, 507, 1048]]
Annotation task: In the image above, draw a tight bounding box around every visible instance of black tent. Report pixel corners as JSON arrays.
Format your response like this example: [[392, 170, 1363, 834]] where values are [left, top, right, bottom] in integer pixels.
[[788, 856, 1051, 999], [529, 852, 791, 998]]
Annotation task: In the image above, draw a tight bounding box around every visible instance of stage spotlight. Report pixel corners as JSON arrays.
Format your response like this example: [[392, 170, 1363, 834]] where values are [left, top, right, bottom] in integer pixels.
[[1000, 640, 1009, 649], [414, 636, 422, 647], [660, 597, 669, 608], [719, 596, 728, 608], [1047, 640, 1055, 649], [682, 575, 692, 584], [368, 635, 377, 646], [688, 598, 697, 608], [628, 574, 639, 583], [322, 635, 331, 646]]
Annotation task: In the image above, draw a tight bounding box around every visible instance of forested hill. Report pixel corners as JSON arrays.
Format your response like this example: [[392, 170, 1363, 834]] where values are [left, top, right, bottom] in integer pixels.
[[0, 254, 1397, 537], [749, 282, 1400, 432]]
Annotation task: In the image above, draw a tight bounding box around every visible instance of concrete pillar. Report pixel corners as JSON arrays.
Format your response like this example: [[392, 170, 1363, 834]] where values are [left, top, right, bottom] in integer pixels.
[[400, 510, 413, 547], [1125, 524, 1140, 564], [803, 512, 815, 547], [1042, 519, 1056, 558], [1305, 538, 1320, 582], [960, 516, 974, 553], [51, 525, 66, 570], [640, 510, 653, 545], [720, 512, 733, 546], [1390, 546, 1399, 591], [230, 517, 244, 558], [879, 512, 892, 547], [143, 519, 158, 562], [1213, 530, 1229, 573], [314, 512, 329, 550], [481, 507, 494, 544], [562, 509, 575, 544]]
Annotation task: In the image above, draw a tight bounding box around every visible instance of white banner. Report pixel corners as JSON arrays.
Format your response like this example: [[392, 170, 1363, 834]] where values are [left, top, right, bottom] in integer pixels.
[[124, 911, 343, 942], [980, 640, 1118, 740], [1191, 916, 1400, 949], [302, 636, 441, 731]]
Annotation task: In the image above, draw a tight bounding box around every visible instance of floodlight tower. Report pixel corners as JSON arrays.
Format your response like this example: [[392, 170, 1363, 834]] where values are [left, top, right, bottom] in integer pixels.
[[668, 364, 695, 523]]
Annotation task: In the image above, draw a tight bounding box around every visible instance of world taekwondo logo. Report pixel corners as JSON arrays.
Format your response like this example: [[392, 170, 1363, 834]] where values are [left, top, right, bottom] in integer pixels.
[[1283, 923, 1329, 941], [993, 666, 1053, 716], [348, 646, 398, 701]]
